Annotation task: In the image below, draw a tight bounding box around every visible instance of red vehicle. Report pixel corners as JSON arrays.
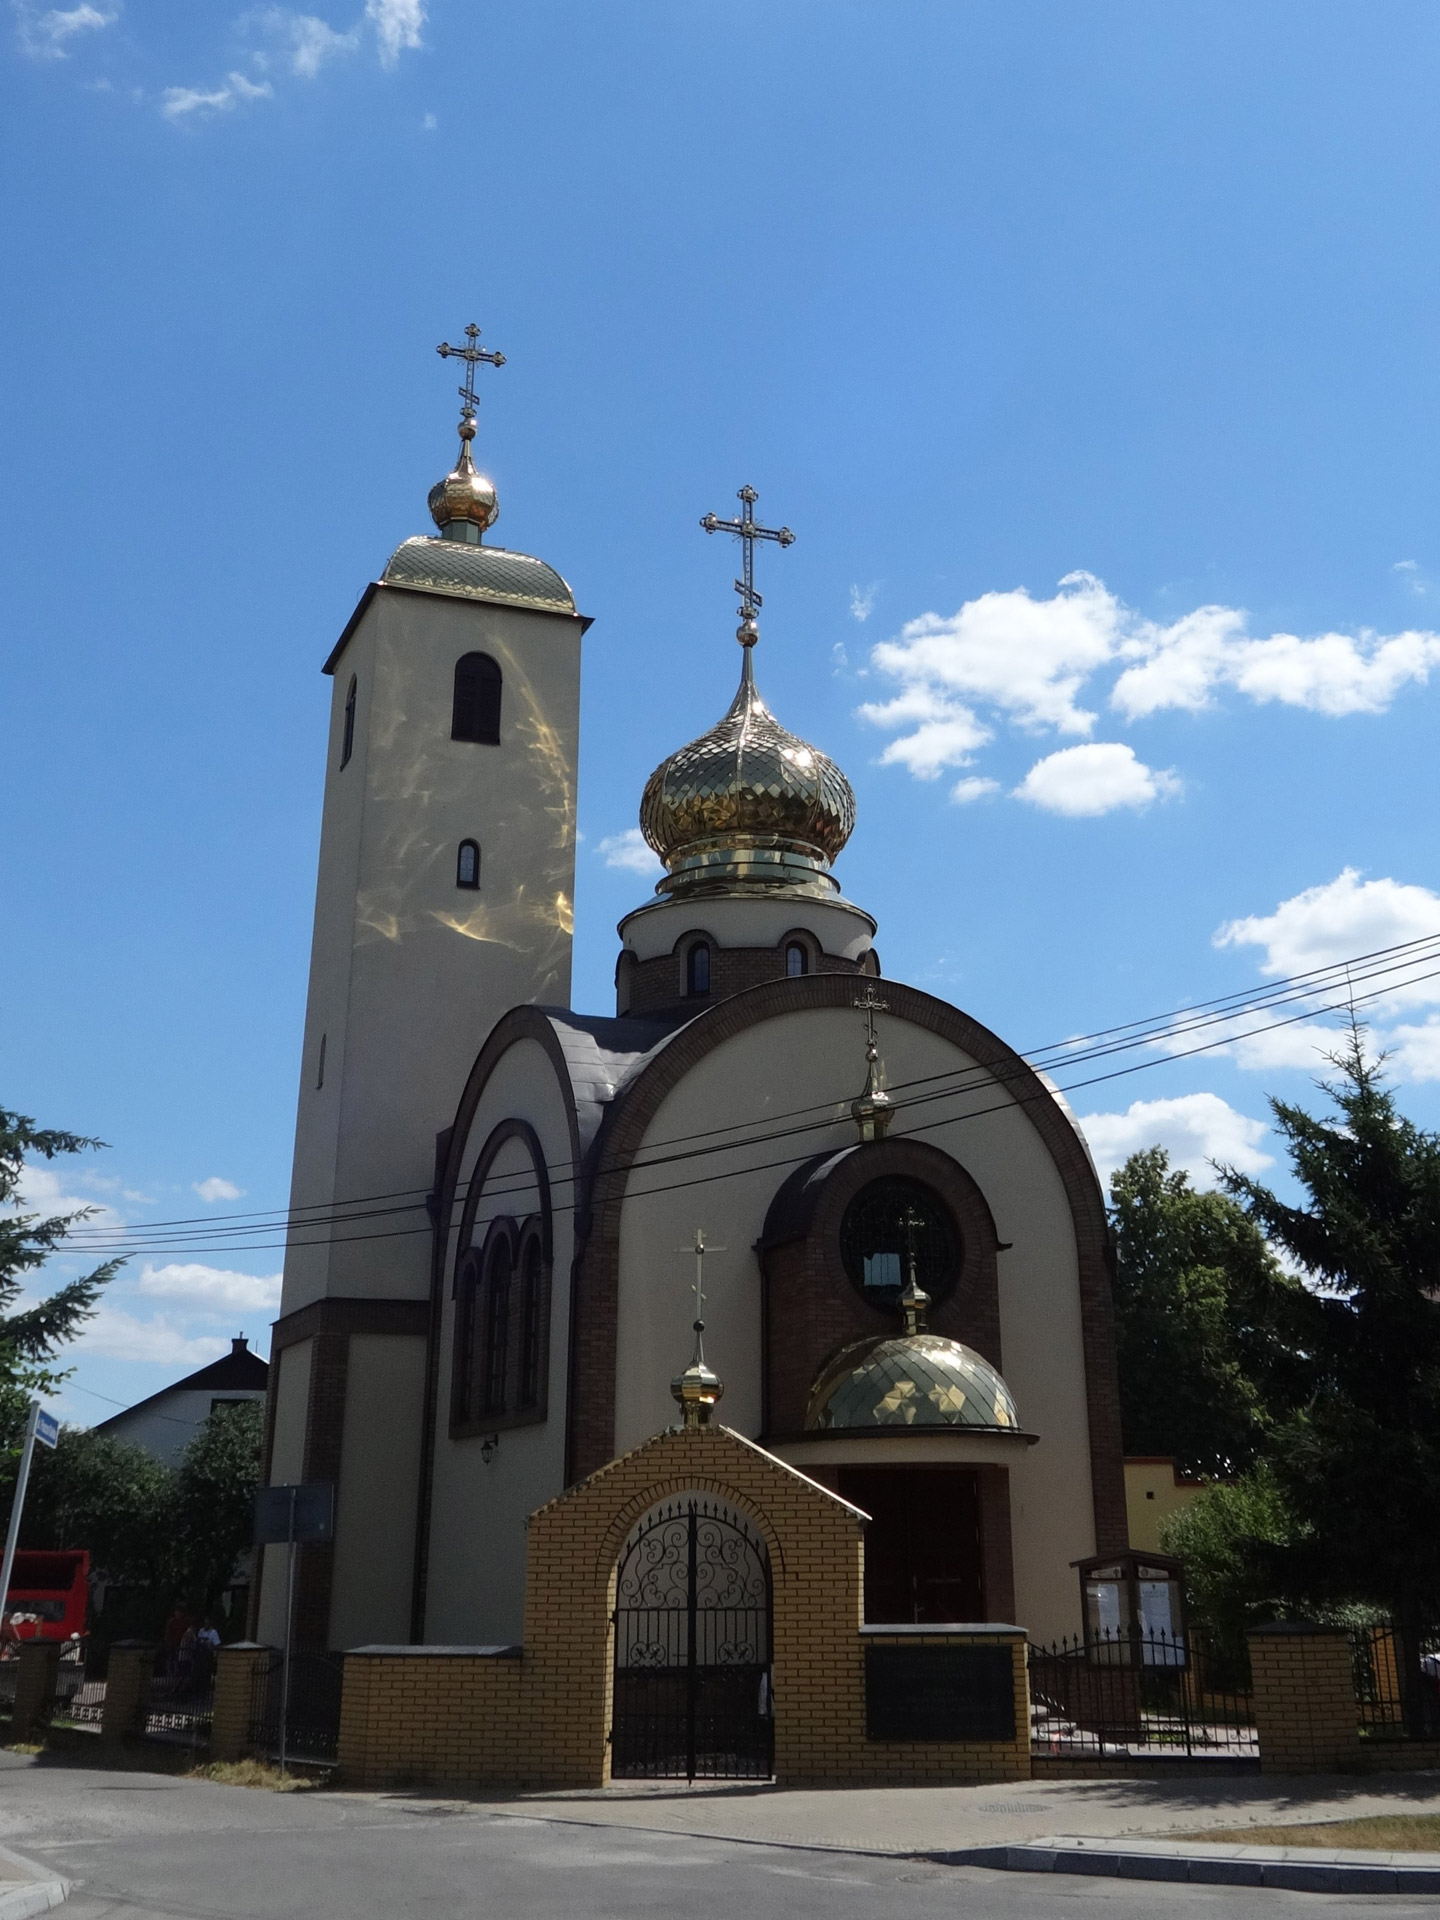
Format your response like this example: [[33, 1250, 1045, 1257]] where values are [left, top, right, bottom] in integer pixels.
[[4, 1551, 89, 1645]]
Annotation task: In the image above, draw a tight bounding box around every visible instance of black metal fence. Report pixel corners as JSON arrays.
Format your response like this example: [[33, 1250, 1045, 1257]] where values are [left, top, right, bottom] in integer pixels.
[[134, 1652, 215, 1747], [248, 1650, 345, 1763], [1029, 1631, 1257, 1759], [1350, 1623, 1440, 1742]]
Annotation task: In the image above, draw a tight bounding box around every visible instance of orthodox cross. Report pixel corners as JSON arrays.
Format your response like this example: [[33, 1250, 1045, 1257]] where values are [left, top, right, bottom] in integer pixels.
[[680, 1227, 724, 1339], [701, 485, 795, 624], [436, 323, 506, 434], [853, 983, 889, 1054]]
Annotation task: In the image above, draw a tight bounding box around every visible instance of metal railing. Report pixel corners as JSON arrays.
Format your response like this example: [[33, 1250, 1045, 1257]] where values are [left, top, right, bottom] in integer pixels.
[[1350, 1623, 1440, 1741], [1029, 1631, 1257, 1759], [248, 1649, 344, 1764], [134, 1653, 215, 1747]]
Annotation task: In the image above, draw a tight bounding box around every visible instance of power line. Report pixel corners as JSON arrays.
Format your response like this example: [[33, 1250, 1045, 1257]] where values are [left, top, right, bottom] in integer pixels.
[[57, 927, 1440, 1249], [49, 942, 1430, 1261]]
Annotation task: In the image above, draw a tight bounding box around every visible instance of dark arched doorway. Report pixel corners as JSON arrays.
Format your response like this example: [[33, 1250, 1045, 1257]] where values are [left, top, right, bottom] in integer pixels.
[[610, 1498, 773, 1780]]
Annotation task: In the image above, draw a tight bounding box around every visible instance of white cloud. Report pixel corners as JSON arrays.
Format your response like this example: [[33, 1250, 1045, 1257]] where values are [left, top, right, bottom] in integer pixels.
[[75, 1307, 227, 1368], [859, 571, 1440, 805], [137, 1263, 281, 1314], [1216, 869, 1440, 1011], [1014, 742, 1180, 817], [597, 827, 663, 877], [254, 7, 359, 75], [849, 582, 879, 623], [1115, 622, 1440, 720], [950, 776, 1000, 805], [193, 1176, 244, 1204], [162, 70, 273, 118], [365, 0, 422, 64], [421, 109, 436, 130], [1078, 1093, 1272, 1190], [14, 1, 115, 59], [863, 573, 1120, 759]]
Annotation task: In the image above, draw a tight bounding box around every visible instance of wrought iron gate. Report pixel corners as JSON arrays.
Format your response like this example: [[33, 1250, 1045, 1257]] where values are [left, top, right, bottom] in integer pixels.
[[611, 1498, 773, 1780]]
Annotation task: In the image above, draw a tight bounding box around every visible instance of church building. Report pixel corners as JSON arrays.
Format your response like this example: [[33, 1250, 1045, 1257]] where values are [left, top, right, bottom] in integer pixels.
[[256, 331, 1128, 1660]]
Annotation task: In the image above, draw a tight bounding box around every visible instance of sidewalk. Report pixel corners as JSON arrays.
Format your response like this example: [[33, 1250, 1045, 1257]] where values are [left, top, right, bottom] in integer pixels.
[[432, 1770, 1440, 1860]]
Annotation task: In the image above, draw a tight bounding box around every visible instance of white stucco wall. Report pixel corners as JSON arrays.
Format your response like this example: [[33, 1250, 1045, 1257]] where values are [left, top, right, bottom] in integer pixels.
[[422, 1035, 576, 1644], [95, 1387, 266, 1469], [609, 1005, 1098, 1643], [328, 1334, 427, 1648], [280, 585, 583, 1318]]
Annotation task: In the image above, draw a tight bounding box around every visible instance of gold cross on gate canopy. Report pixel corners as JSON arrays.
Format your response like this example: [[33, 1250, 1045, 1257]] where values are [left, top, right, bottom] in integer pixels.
[[436, 322, 506, 432], [678, 1227, 725, 1334], [700, 485, 795, 624]]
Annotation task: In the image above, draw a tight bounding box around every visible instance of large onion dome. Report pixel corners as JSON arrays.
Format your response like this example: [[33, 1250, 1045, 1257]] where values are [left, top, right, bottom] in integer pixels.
[[639, 625, 856, 901], [806, 1332, 1020, 1432]]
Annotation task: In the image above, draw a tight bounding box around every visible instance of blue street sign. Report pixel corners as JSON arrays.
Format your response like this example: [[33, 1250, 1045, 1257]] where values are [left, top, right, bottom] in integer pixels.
[[34, 1411, 58, 1451]]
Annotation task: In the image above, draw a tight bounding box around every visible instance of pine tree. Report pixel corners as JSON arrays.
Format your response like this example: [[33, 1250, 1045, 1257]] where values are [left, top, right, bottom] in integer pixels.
[[1224, 1026, 1440, 1735]]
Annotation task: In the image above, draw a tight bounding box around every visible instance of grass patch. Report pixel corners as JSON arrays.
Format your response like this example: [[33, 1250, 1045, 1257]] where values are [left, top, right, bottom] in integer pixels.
[[1175, 1814, 1440, 1852], [184, 1758, 325, 1793]]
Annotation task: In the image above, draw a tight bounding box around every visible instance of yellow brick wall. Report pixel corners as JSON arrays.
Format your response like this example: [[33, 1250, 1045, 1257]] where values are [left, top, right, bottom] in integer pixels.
[[1248, 1627, 1359, 1774], [338, 1424, 1033, 1791]]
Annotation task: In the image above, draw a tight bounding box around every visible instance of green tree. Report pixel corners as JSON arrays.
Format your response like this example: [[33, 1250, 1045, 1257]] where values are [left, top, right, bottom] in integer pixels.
[[1109, 1146, 1309, 1476], [20, 1428, 171, 1588], [0, 1107, 121, 1439], [1223, 1027, 1440, 1734], [1158, 1463, 1299, 1669], [170, 1401, 264, 1617]]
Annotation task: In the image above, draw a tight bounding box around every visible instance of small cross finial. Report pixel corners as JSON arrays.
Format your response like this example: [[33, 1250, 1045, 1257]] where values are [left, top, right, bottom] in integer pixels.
[[437, 322, 506, 444], [851, 984, 893, 1142], [700, 485, 795, 644], [671, 1228, 726, 1430]]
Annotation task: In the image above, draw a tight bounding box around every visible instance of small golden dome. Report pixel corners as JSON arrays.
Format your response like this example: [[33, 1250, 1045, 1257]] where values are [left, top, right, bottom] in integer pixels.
[[639, 629, 856, 900], [428, 423, 499, 540], [806, 1334, 1021, 1433]]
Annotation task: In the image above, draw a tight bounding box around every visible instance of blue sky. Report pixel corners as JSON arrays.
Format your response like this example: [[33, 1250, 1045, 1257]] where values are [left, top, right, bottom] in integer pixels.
[[7, 1, 1440, 1424]]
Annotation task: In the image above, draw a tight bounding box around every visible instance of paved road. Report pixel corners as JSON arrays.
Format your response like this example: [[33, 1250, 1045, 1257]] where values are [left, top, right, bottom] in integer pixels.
[[1, 1754, 1435, 1920]]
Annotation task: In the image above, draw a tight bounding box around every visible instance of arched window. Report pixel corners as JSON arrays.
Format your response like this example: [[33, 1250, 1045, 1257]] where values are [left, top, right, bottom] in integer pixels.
[[686, 941, 711, 997], [518, 1236, 544, 1410], [340, 676, 357, 768], [785, 942, 809, 978], [456, 839, 480, 889], [452, 652, 502, 744], [839, 1177, 962, 1311], [481, 1236, 512, 1415]]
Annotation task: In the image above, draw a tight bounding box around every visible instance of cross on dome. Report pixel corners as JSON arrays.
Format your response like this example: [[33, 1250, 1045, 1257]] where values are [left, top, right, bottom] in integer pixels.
[[671, 1228, 725, 1429], [436, 322, 506, 446], [700, 485, 795, 643]]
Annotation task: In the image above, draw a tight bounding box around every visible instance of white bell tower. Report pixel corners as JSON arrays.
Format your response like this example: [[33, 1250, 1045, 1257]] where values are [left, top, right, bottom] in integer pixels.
[[257, 327, 588, 1649]]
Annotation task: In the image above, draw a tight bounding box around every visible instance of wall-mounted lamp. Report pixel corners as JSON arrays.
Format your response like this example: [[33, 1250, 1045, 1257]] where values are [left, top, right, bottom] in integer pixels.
[[480, 1433, 500, 1465]]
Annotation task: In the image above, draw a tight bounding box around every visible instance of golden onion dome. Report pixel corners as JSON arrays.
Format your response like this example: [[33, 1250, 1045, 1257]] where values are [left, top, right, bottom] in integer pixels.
[[428, 421, 499, 541], [806, 1332, 1021, 1432], [639, 624, 857, 901]]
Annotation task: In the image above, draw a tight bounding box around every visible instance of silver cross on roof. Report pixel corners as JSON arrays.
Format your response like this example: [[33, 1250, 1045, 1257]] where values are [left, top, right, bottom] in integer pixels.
[[700, 484, 795, 627]]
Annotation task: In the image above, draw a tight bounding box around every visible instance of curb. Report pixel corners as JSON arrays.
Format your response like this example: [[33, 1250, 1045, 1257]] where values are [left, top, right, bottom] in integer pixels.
[[935, 1840, 1440, 1895], [0, 1843, 69, 1918]]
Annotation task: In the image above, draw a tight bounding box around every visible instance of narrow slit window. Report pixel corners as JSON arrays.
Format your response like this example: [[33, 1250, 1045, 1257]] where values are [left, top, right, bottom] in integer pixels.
[[457, 839, 480, 889], [518, 1238, 543, 1410], [316, 1033, 327, 1089], [452, 652, 502, 744], [481, 1238, 512, 1415], [340, 676, 357, 768], [687, 942, 711, 997], [785, 942, 808, 977]]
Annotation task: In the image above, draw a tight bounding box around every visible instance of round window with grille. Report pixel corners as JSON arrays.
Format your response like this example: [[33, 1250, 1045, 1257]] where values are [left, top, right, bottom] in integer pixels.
[[838, 1176, 960, 1310]]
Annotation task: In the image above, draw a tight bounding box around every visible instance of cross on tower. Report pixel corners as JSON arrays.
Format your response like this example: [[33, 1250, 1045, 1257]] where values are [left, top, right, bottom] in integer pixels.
[[700, 485, 795, 628], [436, 323, 506, 437]]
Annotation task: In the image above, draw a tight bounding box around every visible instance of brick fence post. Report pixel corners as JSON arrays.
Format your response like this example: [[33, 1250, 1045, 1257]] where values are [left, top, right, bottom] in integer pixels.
[[101, 1642, 157, 1745], [12, 1642, 60, 1740], [1248, 1624, 1359, 1774], [211, 1644, 273, 1761]]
